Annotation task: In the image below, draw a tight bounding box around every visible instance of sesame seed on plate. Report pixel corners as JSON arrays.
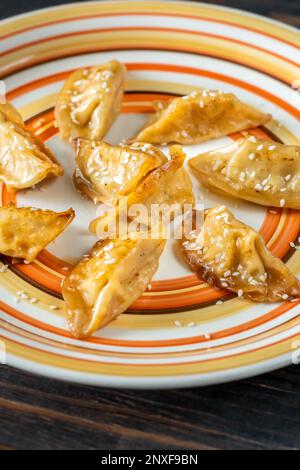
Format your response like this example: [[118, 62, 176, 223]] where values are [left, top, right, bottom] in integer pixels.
[[174, 320, 182, 327]]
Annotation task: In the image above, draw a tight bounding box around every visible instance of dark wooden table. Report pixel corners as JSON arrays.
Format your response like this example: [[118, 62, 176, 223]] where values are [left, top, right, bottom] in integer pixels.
[[1, 0, 300, 450]]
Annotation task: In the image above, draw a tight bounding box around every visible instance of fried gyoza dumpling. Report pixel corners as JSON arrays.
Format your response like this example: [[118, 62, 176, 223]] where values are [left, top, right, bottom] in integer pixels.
[[181, 205, 300, 302], [189, 137, 300, 209], [132, 90, 270, 144], [55, 60, 126, 141], [62, 237, 165, 338], [0, 204, 75, 262], [0, 103, 63, 190], [73, 139, 167, 204], [89, 146, 195, 237]]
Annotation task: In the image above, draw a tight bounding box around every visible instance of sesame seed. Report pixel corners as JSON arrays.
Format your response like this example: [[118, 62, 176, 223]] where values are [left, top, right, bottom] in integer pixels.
[[0, 264, 8, 273], [216, 300, 223, 305], [174, 320, 182, 327], [147, 284, 152, 290], [268, 145, 276, 150], [204, 333, 211, 339], [290, 242, 295, 248], [255, 183, 263, 191], [30, 297, 38, 303], [20, 293, 29, 299], [248, 136, 256, 143], [237, 289, 243, 297], [280, 199, 285, 207], [282, 294, 289, 300], [49, 305, 58, 310], [257, 144, 264, 150], [249, 153, 255, 160], [285, 174, 291, 181], [187, 322, 196, 327]]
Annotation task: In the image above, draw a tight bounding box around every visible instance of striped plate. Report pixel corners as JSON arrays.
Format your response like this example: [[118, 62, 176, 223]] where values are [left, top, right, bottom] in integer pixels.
[[0, 1, 300, 389]]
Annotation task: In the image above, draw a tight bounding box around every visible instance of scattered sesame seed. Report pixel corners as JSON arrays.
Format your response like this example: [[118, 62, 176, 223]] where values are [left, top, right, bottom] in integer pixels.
[[282, 294, 289, 300], [187, 322, 196, 327], [49, 305, 58, 310], [268, 145, 276, 150], [285, 174, 291, 181], [147, 284, 152, 290], [248, 136, 256, 143], [290, 242, 295, 248], [0, 264, 8, 273], [237, 289, 243, 298], [255, 183, 263, 191], [204, 333, 211, 339], [174, 320, 182, 327], [216, 300, 223, 305], [280, 199, 285, 207], [248, 153, 255, 160], [30, 298, 38, 304]]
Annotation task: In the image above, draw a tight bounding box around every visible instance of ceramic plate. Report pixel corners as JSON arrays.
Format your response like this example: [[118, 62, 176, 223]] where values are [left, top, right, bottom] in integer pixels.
[[1, 1, 300, 388]]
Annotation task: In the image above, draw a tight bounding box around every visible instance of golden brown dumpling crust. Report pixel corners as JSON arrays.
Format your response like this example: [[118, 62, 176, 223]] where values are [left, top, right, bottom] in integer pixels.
[[0, 204, 75, 262], [73, 139, 167, 205], [55, 60, 126, 141], [181, 205, 300, 302], [0, 103, 63, 190], [132, 90, 270, 144], [89, 146, 195, 236], [189, 137, 300, 209], [62, 237, 165, 338]]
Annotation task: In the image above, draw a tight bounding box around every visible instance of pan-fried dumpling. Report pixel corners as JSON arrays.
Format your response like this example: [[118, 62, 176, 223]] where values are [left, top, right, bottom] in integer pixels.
[[89, 146, 195, 237], [0, 204, 75, 262], [62, 237, 166, 338], [132, 90, 270, 144], [189, 137, 300, 209], [55, 60, 126, 141], [73, 139, 167, 204], [181, 205, 300, 302], [0, 103, 63, 190]]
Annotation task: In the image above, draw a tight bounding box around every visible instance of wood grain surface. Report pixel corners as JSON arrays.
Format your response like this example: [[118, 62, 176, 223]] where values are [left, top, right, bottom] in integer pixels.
[[0, 0, 300, 450]]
